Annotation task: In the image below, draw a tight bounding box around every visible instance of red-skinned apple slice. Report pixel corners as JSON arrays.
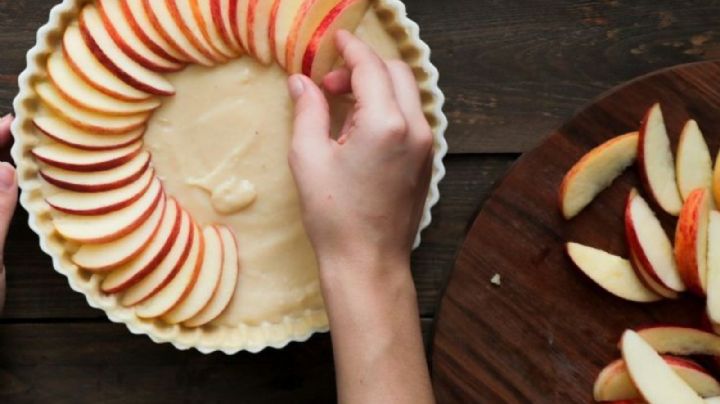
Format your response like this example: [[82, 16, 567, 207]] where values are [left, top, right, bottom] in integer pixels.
[[36, 82, 150, 135], [211, 0, 243, 53], [63, 24, 151, 102], [39, 151, 150, 192], [72, 193, 166, 271], [144, 0, 215, 66], [163, 225, 223, 324], [34, 115, 144, 151], [101, 198, 182, 292], [638, 103, 684, 216], [675, 188, 711, 295], [121, 0, 189, 63], [634, 326, 720, 356], [625, 190, 685, 297], [33, 141, 143, 172], [192, 0, 238, 58], [594, 356, 720, 401], [168, 0, 227, 63], [621, 330, 704, 404], [566, 242, 661, 302], [559, 132, 638, 219], [269, 0, 304, 66], [54, 177, 163, 243], [46, 168, 154, 216], [79, 5, 176, 96], [121, 208, 193, 306], [677, 120, 713, 201], [708, 212, 720, 324], [184, 226, 239, 327], [97, 0, 185, 73], [47, 49, 160, 116], [246, 0, 275, 64], [231, 0, 251, 50], [302, 0, 369, 82], [713, 150, 720, 209], [286, 0, 346, 73], [135, 220, 204, 318]]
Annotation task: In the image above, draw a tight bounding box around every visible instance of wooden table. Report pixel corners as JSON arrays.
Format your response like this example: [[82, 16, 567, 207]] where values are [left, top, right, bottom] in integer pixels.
[[1, 1, 719, 402]]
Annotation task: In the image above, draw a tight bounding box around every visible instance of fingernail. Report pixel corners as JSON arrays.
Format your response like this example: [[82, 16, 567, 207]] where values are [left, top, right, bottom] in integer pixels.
[[0, 163, 16, 191], [288, 75, 305, 100]]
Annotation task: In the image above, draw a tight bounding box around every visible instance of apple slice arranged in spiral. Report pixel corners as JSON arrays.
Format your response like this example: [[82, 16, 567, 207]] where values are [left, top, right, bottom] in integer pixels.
[[144, 0, 215, 66], [168, 0, 227, 63], [122, 0, 189, 63], [638, 103, 684, 216], [162, 225, 224, 324], [54, 176, 163, 243], [301, 0, 369, 82], [184, 226, 239, 327], [675, 188, 712, 296], [676, 120, 713, 202], [594, 356, 720, 401], [63, 24, 151, 102], [34, 115, 144, 151], [79, 5, 175, 96], [269, 0, 304, 67], [101, 198, 183, 292], [210, 0, 244, 54], [559, 132, 638, 219], [192, 0, 238, 59], [46, 168, 154, 216], [230, 0, 251, 51], [33, 141, 143, 172], [246, 0, 276, 64], [97, 0, 184, 73], [47, 49, 160, 116], [625, 189, 684, 298], [72, 191, 165, 271], [121, 207, 194, 306], [39, 150, 150, 192]]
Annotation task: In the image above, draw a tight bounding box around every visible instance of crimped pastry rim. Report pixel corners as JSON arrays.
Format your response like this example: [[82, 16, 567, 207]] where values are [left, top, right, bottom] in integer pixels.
[[11, 0, 448, 354]]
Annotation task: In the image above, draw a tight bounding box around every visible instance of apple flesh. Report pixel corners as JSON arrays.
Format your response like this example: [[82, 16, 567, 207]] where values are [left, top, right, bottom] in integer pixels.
[[230, 0, 251, 51], [675, 188, 711, 295], [246, 0, 276, 64], [39, 150, 151, 192], [167, 0, 227, 63], [33, 141, 143, 172], [210, 0, 244, 54], [192, 0, 238, 59], [122, 0, 190, 63], [301, 0, 369, 82], [634, 326, 720, 356], [708, 212, 720, 324], [269, 0, 305, 67], [143, 0, 215, 66], [285, 0, 344, 73], [34, 115, 144, 151], [559, 132, 638, 219], [676, 120, 713, 202]]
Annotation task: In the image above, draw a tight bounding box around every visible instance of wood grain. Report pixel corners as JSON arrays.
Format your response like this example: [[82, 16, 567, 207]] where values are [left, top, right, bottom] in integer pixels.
[[432, 61, 720, 403]]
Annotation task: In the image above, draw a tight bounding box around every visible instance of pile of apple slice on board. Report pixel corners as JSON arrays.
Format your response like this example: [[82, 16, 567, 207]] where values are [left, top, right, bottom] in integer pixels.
[[559, 103, 720, 403]]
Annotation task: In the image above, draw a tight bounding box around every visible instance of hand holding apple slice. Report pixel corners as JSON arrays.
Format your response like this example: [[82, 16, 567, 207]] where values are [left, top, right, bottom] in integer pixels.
[[638, 103, 684, 216], [559, 132, 638, 219], [675, 188, 711, 295], [677, 120, 713, 202], [621, 330, 704, 404]]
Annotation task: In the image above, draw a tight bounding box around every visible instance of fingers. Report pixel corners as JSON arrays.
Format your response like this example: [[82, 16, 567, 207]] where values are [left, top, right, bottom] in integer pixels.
[[288, 74, 332, 161], [0, 114, 13, 147], [322, 67, 351, 95], [0, 163, 17, 260], [385, 61, 433, 144]]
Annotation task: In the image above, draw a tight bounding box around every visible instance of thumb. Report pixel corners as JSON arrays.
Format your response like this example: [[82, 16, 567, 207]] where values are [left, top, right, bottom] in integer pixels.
[[288, 74, 332, 157], [0, 163, 18, 260]]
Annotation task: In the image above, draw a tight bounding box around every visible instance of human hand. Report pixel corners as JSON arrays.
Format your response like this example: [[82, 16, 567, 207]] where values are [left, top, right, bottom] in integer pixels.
[[287, 31, 434, 275], [0, 114, 17, 314]]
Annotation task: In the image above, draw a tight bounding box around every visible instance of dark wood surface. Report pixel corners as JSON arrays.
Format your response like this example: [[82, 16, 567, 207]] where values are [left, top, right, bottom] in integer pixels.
[[2, 0, 720, 402], [432, 61, 720, 403]]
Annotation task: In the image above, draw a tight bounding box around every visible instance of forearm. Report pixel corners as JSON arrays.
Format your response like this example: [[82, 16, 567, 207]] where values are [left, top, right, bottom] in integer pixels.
[[319, 254, 435, 404]]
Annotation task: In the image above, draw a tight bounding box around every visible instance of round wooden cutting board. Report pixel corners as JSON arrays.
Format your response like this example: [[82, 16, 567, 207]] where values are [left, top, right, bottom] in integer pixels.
[[431, 61, 720, 403]]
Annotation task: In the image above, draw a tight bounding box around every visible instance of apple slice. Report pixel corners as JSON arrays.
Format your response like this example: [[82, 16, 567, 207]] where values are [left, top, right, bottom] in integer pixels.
[[566, 242, 661, 303], [168, 0, 227, 63], [675, 188, 711, 295], [39, 150, 150, 192], [184, 226, 239, 327], [638, 103, 684, 216], [101, 198, 182, 292], [677, 120, 713, 201], [54, 176, 163, 243], [33, 141, 143, 172], [134, 220, 204, 318], [34, 115, 144, 151], [63, 24, 151, 102], [635, 326, 720, 356], [121, 208, 193, 306], [163, 225, 224, 324], [72, 193, 166, 271], [621, 330, 704, 404], [36, 82, 150, 135], [594, 356, 720, 401], [302, 0, 369, 82], [211, 0, 243, 53], [79, 5, 175, 96], [144, 0, 215, 66], [192, 0, 238, 58], [559, 132, 639, 219], [246, 0, 275, 64], [286, 0, 346, 73], [97, 0, 184, 73], [122, 0, 190, 63], [230, 0, 251, 51], [46, 168, 154, 215], [47, 49, 160, 116], [708, 212, 720, 324], [625, 190, 685, 297], [269, 0, 304, 66]]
